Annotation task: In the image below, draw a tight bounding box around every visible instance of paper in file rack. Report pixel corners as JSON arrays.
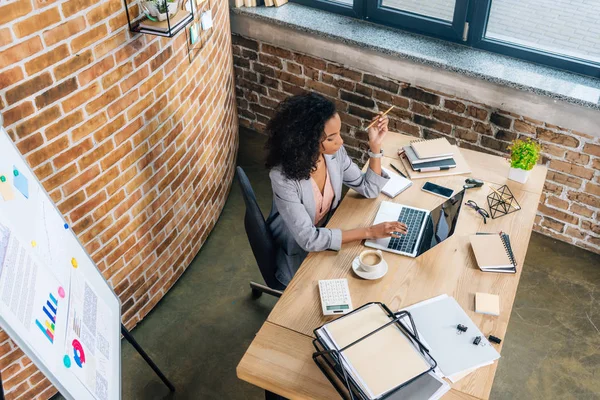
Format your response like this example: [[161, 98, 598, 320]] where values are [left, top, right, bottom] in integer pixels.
[[402, 295, 500, 378], [314, 303, 437, 400]]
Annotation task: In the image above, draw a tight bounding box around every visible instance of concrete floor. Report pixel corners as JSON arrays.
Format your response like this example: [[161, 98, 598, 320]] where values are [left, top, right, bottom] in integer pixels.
[[54, 128, 600, 400]]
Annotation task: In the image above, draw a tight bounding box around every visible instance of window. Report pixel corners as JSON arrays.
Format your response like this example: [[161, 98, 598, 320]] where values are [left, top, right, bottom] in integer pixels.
[[291, 0, 600, 78]]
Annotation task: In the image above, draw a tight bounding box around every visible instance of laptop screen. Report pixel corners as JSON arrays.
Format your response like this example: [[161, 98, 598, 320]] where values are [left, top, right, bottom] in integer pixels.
[[416, 190, 465, 257]]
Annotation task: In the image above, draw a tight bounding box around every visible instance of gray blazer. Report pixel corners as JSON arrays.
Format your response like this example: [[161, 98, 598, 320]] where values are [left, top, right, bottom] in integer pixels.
[[267, 146, 390, 286]]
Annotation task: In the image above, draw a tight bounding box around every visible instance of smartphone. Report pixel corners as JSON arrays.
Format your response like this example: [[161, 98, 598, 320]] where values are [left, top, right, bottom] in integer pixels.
[[422, 182, 454, 198]]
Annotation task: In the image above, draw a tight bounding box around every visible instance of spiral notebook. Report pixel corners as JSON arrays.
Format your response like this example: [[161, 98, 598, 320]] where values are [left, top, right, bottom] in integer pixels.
[[469, 233, 517, 273], [410, 138, 454, 159]]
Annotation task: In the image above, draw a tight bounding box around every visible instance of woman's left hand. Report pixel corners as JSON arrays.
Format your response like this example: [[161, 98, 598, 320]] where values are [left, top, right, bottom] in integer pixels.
[[367, 113, 389, 151]]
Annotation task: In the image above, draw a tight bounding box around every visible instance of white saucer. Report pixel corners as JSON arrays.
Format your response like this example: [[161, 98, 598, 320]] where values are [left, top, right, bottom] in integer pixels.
[[352, 256, 388, 280]]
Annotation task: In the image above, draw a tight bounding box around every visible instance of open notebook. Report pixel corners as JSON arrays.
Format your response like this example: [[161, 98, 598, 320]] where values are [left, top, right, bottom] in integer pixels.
[[381, 167, 412, 198], [319, 304, 430, 399], [469, 233, 517, 273]]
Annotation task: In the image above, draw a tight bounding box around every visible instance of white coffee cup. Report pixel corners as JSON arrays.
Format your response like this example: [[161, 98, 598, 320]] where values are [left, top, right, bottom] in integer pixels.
[[358, 249, 384, 273]]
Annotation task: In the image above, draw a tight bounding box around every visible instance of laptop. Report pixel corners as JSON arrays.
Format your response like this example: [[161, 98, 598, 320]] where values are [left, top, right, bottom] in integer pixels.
[[365, 190, 465, 258]]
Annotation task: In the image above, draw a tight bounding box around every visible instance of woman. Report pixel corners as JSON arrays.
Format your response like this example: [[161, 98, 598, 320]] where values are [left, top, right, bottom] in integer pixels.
[[265, 93, 408, 286]]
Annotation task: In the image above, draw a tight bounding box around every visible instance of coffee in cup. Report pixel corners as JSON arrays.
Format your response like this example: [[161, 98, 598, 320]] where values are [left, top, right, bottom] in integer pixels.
[[358, 249, 384, 273]]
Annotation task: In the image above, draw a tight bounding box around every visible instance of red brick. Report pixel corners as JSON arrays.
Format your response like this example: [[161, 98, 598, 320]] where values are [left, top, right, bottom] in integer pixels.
[[43, 163, 78, 192], [467, 105, 488, 121], [567, 191, 600, 209], [401, 86, 439, 105], [35, 77, 78, 109], [27, 136, 70, 167], [120, 65, 149, 93], [514, 120, 537, 134], [86, 86, 121, 114], [53, 138, 94, 169], [1, 101, 35, 127], [549, 160, 594, 180], [94, 30, 127, 59], [444, 99, 466, 113], [541, 143, 565, 158], [583, 143, 600, 157], [108, 90, 138, 118], [86, 0, 121, 25], [78, 140, 115, 170], [0, 36, 43, 69], [16, 132, 44, 154], [0, 67, 24, 91], [70, 191, 108, 222], [262, 43, 293, 59], [115, 35, 146, 64], [582, 220, 600, 235], [537, 128, 579, 148], [62, 0, 96, 17], [565, 226, 587, 240], [0, 28, 10, 48], [45, 109, 84, 140], [547, 196, 569, 210], [541, 217, 565, 233], [79, 56, 115, 86], [455, 128, 478, 142], [54, 49, 94, 80], [72, 112, 108, 142], [71, 24, 108, 53], [94, 114, 126, 142], [570, 203, 594, 218], [134, 41, 159, 68], [565, 150, 590, 165], [15, 106, 61, 139], [0, 0, 32, 25], [62, 82, 101, 113], [43, 16, 86, 46], [150, 46, 173, 70], [585, 182, 600, 197], [432, 109, 472, 128], [25, 44, 70, 75], [13, 7, 61, 38], [5, 72, 53, 105], [538, 204, 579, 225], [294, 53, 326, 70]]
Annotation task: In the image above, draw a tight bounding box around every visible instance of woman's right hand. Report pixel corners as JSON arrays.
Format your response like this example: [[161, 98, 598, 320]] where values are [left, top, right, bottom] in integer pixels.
[[366, 221, 408, 239]]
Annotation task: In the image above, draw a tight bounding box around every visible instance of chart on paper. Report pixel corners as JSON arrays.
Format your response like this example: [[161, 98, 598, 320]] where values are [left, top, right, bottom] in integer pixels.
[[0, 127, 121, 400]]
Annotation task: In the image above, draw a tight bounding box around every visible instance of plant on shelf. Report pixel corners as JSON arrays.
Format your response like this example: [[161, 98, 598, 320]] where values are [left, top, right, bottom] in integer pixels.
[[507, 138, 541, 183], [141, 0, 179, 22]]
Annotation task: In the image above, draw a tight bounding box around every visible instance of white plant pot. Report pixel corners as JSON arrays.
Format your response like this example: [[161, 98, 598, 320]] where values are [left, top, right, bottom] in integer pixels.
[[508, 167, 531, 184]]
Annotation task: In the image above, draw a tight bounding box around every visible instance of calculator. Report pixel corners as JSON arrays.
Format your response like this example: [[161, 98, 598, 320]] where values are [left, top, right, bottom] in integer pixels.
[[318, 279, 353, 316]]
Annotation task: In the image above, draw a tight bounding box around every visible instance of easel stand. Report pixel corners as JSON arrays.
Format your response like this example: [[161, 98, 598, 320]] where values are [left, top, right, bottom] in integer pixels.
[[0, 324, 175, 399]]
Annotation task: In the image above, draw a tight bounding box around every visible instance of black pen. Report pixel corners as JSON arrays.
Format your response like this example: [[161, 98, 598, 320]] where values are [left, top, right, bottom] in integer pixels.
[[390, 163, 408, 179]]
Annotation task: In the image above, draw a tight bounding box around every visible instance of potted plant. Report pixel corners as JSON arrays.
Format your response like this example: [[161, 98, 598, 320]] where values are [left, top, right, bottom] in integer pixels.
[[141, 0, 179, 21], [507, 138, 541, 183]]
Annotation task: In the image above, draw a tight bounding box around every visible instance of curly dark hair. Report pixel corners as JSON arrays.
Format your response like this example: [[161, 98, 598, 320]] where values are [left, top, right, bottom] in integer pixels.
[[265, 93, 337, 180]]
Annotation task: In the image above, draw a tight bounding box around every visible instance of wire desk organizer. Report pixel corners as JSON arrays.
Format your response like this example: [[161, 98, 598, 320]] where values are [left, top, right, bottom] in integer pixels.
[[486, 185, 520, 219], [312, 302, 437, 400]]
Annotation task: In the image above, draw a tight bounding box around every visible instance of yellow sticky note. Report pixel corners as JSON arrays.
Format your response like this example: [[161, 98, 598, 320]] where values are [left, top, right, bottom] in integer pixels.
[[0, 181, 15, 201], [31, 241, 37, 247], [71, 258, 78, 268]]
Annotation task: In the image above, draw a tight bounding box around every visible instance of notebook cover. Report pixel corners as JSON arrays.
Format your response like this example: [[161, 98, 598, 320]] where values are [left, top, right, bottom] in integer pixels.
[[324, 304, 430, 399], [409, 157, 456, 171], [403, 146, 453, 165], [399, 145, 471, 179], [475, 292, 500, 316], [411, 138, 454, 159], [469, 234, 513, 270]]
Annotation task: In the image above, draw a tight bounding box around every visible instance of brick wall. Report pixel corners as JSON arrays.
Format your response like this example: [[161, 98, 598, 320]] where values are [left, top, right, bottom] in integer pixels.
[[232, 34, 600, 255], [0, 0, 237, 398]]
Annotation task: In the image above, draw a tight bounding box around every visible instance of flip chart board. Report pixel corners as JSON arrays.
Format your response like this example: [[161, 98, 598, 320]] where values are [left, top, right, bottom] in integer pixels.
[[0, 127, 121, 400]]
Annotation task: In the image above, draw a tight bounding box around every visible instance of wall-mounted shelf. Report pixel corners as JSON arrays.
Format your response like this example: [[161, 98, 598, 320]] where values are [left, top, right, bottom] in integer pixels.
[[124, 1, 195, 38]]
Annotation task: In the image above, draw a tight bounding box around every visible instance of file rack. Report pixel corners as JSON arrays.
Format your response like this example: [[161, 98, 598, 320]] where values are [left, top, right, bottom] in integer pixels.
[[312, 302, 437, 400]]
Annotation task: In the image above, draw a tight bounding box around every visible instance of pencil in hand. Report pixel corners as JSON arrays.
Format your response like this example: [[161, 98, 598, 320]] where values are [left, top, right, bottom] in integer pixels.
[[366, 105, 394, 129]]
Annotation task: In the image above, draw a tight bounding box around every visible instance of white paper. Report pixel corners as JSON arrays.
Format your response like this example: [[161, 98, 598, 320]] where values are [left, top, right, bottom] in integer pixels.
[[381, 167, 412, 198], [403, 295, 500, 378], [201, 10, 213, 30], [65, 270, 113, 400]]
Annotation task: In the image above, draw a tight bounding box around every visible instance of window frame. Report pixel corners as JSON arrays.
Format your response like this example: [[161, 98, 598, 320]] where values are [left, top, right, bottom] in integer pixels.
[[288, 0, 600, 78]]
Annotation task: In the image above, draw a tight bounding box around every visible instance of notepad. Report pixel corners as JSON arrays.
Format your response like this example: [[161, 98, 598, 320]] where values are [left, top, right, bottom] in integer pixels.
[[381, 167, 412, 198], [403, 145, 453, 165], [323, 304, 430, 399], [469, 234, 516, 273], [410, 138, 454, 159], [475, 293, 500, 316]]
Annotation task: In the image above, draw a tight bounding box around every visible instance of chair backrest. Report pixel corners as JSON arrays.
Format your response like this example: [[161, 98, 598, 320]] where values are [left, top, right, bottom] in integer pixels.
[[235, 167, 284, 291]]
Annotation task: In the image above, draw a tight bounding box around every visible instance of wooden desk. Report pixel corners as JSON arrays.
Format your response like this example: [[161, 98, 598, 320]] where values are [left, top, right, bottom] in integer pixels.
[[238, 132, 547, 399]]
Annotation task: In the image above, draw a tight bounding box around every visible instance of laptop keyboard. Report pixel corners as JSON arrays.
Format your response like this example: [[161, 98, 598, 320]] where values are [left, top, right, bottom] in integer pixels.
[[387, 208, 426, 254]]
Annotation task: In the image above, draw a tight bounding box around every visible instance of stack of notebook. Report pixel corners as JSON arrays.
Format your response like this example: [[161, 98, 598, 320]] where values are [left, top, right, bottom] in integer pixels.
[[315, 303, 449, 400], [403, 138, 456, 172], [469, 232, 517, 273]]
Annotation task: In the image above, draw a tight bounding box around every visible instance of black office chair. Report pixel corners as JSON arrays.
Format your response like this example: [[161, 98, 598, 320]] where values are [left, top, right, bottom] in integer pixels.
[[236, 167, 285, 298]]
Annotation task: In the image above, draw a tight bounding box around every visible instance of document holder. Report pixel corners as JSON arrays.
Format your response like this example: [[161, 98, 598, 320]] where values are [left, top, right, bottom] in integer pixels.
[[312, 302, 438, 400]]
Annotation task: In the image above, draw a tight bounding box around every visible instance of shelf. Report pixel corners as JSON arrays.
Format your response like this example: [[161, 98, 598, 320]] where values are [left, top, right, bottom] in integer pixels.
[[124, 2, 194, 38]]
